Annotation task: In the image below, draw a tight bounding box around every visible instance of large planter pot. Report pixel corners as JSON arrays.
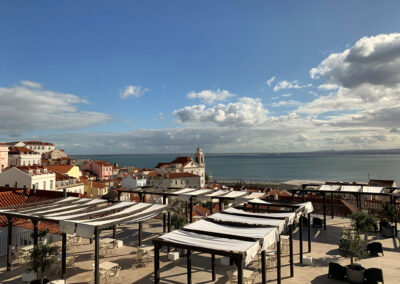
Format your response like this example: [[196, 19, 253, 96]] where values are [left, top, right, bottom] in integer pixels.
[[346, 266, 365, 284], [30, 279, 50, 284], [382, 225, 396, 238]]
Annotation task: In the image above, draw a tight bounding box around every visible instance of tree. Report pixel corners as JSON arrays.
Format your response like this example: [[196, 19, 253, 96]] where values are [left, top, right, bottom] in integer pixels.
[[339, 227, 367, 268], [349, 210, 377, 233], [28, 230, 59, 284], [171, 213, 187, 230], [378, 202, 397, 223]]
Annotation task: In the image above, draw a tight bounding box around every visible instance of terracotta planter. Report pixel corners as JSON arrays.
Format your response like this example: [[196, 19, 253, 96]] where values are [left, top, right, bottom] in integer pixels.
[[346, 266, 365, 284]]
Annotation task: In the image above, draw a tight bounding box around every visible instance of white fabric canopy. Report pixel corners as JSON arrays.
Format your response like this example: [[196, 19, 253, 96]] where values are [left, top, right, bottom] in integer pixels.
[[184, 219, 278, 251], [222, 191, 249, 200], [319, 185, 340, 191], [196, 190, 229, 201], [362, 186, 384, 193], [159, 229, 260, 266], [247, 198, 270, 205], [297, 202, 314, 214], [177, 189, 213, 201], [173, 188, 198, 195], [224, 207, 296, 225], [207, 212, 286, 233], [340, 185, 361, 192]]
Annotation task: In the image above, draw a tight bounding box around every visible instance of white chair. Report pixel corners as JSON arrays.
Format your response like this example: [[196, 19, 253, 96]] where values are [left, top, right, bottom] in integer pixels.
[[110, 241, 118, 256], [66, 256, 75, 268], [74, 237, 83, 247], [109, 265, 121, 283], [280, 235, 290, 254], [90, 268, 108, 284], [22, 271, 37, 283], [100, 243, 109, 256], [135, 248, 152, 267]]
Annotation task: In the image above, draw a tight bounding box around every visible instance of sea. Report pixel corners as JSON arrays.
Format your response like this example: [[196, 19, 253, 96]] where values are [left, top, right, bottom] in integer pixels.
[[71, 153, 400, 184]]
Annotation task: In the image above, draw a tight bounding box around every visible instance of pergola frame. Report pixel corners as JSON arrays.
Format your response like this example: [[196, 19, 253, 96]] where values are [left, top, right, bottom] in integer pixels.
[[0, 197, 169, 284], [287, 184, 399, 234], [152, 199, 312, 284]]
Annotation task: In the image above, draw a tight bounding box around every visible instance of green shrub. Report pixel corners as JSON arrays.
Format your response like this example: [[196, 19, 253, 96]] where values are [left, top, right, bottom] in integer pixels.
[[350, 210, 377, 233], [339, 227, 367, 268]]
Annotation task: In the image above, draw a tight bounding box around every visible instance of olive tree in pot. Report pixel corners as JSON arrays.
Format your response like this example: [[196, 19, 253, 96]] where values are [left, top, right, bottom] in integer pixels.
[[378, 202, 397, 237], [350, 210, 377, 236], [28, 230, 59, 284], [171, 212, 187, 256], [339, 227, 367, 283]]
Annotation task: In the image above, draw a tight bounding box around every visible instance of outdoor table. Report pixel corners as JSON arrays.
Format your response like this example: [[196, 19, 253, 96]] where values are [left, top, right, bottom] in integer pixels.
[[20, 244, 34, 251], [138, 245, 153, 252], [99, 261, 118, 271], [100, 238, 116, 244]]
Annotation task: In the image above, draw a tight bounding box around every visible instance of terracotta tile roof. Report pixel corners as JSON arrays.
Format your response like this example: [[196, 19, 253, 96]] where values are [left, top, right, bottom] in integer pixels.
[[45, 165, 74, 173], [155, 162, 170, 168], [171, 156, 192, 167], [8, 146, 37, 154], [90, 181, 108, 189], [93, 161, 113, 167], [368, 179, 396, 187], [146, 171, 160, 177], [24, 141, 54, 146], [163, 172, 199, 178], [193, 204, 210, 217], [53, 171, 71, 181]]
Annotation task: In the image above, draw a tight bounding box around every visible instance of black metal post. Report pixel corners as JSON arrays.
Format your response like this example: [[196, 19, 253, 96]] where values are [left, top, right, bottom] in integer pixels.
[[94, 227, 99, 284], [235, 255, 243, 284], [32, 219, 38, 247], [302, 191, 305, 202], [330, 192, 334, 219], [138, 222, 143, 246], [168, 210, 171, 232], [261, 250, 266, 284], [163, 195, 167, 233], [210, 199, 213, 214], [185, 202, 188, 221], [112, 225, 117, 239], [62, 233, 66, 279], [299, 214, 303, 264], [189, 197, 193, 223], [117, 191, 121, 201], [277, 236, 281, 284], [322, 192, 327, 230], [289, 224, 294, 277], [211, 253, 216, 281], [307, 213, 311, 253], [219, 198, 223, 212], [154, 243, 160, 284], [7, 217, 12, 271], [187, 249, 192, 284]]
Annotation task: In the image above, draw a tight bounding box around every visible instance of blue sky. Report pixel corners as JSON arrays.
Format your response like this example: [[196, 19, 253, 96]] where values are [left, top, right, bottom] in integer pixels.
[[1, 1, 400, 154]]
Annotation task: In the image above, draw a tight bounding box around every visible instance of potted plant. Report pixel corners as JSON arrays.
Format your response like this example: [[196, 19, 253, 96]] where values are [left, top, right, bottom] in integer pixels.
[[350, 210, 377, 234], [28, 229, 59, 284], [339, 227, 367, 283], [171, 213, 187, 256], [377, 202, 397, 237]]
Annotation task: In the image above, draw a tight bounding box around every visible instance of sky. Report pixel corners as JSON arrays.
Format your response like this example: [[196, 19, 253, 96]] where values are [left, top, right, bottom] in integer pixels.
[[1, 1, 400, 154]]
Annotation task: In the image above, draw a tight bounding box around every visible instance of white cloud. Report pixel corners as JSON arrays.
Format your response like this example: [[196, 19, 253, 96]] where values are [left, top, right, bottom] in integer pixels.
[[272, 100, 302, 107], [120, 85, 148, 99], [21, 80, 42, 88], [318, 83, 339, 90], [266, 76, 276, 87], [174, 97, 269, 127], [0, 81, 111, 136], [273, 80, 311, 91], [186, 89, 235, 104], [282, 93, 292, 97]]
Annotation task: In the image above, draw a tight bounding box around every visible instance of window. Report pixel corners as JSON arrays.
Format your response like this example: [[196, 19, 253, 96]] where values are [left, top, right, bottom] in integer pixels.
[[43, 181, 46, 190], [14, 182, 18, 187], [50, 180, 53, 189]]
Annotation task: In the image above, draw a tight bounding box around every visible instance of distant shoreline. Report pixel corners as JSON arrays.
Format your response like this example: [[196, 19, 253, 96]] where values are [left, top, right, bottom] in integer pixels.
[[71, 149, 400, 157]]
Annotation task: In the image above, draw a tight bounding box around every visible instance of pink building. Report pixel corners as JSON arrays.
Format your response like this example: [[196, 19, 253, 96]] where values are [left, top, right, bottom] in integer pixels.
[[0, 144, 8, 173], [82, 161, 113, 180]]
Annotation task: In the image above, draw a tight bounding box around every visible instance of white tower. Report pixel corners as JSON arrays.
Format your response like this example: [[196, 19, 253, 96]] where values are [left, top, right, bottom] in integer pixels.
[[194, 147, 205, 166]]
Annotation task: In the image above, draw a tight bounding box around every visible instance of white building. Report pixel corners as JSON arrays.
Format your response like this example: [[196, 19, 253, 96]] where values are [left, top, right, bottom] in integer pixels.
[[0, 166, 55, 190], [8, 147, 41, 167], [23, 141, 55, 156], [0, 143, 8, 173], [121, 175, 147, 188], [154, 147, 206, 187], [53, 171, 84, 194], [147, 172, 201, 189]]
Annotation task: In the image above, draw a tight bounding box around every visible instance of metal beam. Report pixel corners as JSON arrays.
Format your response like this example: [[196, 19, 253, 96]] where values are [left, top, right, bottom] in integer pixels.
[[94, 227, 99, 284], [62, 233, 66, 279], [138, 222, 143, 246], [322, 192, 327, 230], [261, 250, 266, 284], [299, 215, 303, 264], [187, 249, 192, 284], [277, 237, 281, 284], [289, 224, 294, 277], [211, 253, 216, 281], [6, 217, 12, 271], [154, 243, 161, 284], [307, 213, 311, 253]]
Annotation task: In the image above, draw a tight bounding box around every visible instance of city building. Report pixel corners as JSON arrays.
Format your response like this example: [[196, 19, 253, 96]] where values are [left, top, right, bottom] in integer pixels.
[[153, 147, 206, 187], [44, 165, 81, 180], [0, 165, 55, 190], [7, 147, 41, 167], [23, 141, 55, 156], [0, 143, 8, 173], [82, 160, 113, 180], [53, 171, 84, 194], [121, 175, 147, 188], [147, 172, 201, 189]]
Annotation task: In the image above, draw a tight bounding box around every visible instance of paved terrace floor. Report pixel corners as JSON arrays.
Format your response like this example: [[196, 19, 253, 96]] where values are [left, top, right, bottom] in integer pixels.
[[0, 216, 399, 283]]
